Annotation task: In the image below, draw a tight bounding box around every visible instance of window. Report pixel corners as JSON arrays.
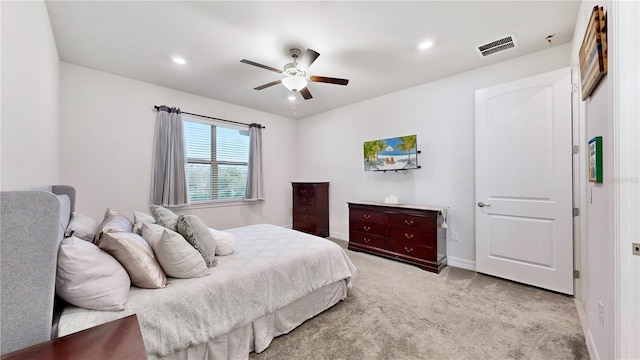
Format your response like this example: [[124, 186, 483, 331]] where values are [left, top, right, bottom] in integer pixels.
[[184, 119, 250, 201]]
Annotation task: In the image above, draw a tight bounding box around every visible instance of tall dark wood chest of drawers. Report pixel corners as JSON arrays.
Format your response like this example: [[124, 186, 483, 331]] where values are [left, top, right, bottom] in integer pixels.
[[348, 201, 447, 273], [292, 182, 329, 237]]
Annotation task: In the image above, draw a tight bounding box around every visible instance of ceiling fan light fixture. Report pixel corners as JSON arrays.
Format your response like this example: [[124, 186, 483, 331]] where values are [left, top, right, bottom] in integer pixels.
[[281, 76, 308, 92]]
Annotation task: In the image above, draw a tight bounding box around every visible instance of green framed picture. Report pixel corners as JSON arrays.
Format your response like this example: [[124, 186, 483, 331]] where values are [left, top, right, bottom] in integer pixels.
[[588, 136, 603, 183]]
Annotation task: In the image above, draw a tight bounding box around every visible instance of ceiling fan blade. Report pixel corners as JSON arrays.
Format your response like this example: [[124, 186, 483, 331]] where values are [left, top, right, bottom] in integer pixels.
[[297, 49, 320, 71], [254, 80, 282, 90], [310, 75, 349, 86], [240, 59, 282, 74], [300, 87, 313, 100]]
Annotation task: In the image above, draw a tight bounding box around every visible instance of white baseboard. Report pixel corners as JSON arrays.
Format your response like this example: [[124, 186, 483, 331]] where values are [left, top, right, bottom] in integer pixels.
[[447, 256, 476, 271], [330, 231, 348, 241], [586, 329, 599, 360], [574, 298, 587, 334]]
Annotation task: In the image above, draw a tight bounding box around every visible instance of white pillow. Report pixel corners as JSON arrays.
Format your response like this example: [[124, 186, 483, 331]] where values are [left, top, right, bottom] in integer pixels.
[[141, 223, 209, 279], [65, 212, 99, 241], [133, 211, 156, 235], [99, 232, 168, 289], [56, 236, 130, 311], [94, 208, 133, 243], [208, 228, 236, 256]]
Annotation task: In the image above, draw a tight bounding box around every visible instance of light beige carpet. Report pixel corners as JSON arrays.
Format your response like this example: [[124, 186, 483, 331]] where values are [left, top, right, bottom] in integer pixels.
[[250, 239, 589, 360]]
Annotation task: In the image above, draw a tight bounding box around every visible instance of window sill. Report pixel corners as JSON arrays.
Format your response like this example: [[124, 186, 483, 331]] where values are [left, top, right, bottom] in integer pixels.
[[174, 199, 264, 210]]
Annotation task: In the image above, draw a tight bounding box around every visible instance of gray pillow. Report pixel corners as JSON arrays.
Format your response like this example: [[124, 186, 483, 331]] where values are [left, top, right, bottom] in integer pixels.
[[56, 236, 130, 311], [149, 205, 179, 231], [94, 208, 133, 243], [65, 212, 99, 241], [141, 223, 209, 279], [99, 232, 168, 289], [177, 215, 217, 267]]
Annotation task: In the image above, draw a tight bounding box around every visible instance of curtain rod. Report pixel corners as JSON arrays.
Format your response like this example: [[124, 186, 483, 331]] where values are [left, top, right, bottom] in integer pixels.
[[154, 105, 265, 129]]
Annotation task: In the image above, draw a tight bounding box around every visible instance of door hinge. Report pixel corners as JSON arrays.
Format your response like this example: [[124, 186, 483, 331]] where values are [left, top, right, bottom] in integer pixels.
[[574, 270, 580, 279], [573, 208, 580, 216], [573, 145, 579, 155], [572, 83, 579, 93]]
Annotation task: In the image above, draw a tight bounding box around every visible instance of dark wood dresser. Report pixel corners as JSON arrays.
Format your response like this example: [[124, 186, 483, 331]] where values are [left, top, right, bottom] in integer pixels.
[[1, 314, 147, 360], [292, 182, 329, 237], [348, 201, 447, 273]]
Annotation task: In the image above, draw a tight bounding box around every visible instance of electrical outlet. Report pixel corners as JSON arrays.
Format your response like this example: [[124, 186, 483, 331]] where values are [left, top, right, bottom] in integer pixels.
[[451, 230, 459, 241], [633, 243, 640, 256], [598, 302, 604, 326]]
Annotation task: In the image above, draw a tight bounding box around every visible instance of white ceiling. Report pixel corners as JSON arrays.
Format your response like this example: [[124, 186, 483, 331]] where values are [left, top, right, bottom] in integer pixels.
[[46, 1, 580, 119]]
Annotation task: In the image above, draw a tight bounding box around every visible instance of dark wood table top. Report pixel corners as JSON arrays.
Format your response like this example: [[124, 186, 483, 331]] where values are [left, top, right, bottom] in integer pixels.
[[1, 314, 147, 360]]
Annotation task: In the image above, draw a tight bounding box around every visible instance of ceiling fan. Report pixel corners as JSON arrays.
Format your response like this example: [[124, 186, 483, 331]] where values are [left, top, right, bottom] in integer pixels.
[[240, 48, 349, 100]]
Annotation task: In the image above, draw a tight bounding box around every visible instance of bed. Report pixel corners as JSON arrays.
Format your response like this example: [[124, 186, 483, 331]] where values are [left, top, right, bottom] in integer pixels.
[[0, 186, 356, 359]]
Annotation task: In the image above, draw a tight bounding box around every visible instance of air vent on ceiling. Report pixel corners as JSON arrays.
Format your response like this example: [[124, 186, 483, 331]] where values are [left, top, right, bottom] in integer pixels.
[[476, 34, 518, 57]]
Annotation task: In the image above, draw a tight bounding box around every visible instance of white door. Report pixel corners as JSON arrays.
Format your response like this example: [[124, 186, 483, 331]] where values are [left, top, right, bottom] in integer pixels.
[[475, 68, 573, 295]]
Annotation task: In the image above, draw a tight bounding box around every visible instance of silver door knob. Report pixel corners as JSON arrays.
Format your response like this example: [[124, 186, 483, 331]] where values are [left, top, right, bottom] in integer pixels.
[[477, 202, 491, 208]]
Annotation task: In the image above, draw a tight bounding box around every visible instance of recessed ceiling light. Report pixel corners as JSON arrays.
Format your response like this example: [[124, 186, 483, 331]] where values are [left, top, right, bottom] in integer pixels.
[[288, 96, 296, 101], [172, 57, 187, 65], [418, 41, 433, 50]]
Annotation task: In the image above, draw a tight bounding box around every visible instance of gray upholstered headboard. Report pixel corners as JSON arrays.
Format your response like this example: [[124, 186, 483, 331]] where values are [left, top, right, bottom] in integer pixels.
[[0, 185, 75, 354]]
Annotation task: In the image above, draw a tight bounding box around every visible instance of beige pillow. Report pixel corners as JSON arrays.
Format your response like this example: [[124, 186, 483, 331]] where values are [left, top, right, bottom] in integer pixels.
[[149, 205, 179, 231], [94, 208, 133, 243], [65, 212, 99, 241], [177, 215, 217, 267], [133, 211, 156, 235], [56, 236, 130, 311], [98, 232, 168, 289], [208, 228, 236, 256], [141, 223, 208, 279]]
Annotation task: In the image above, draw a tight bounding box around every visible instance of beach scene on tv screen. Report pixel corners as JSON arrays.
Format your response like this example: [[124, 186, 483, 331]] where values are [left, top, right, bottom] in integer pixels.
[[364, 135, 418, 171]]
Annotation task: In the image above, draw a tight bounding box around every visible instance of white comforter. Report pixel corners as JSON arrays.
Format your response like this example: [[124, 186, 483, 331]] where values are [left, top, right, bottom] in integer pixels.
[[57, 224, 356, 357]]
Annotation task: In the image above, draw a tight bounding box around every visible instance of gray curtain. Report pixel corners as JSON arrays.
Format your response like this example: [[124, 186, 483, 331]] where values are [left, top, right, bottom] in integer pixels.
[[245, 123, 264, 200], [150, 106, 189, 206]]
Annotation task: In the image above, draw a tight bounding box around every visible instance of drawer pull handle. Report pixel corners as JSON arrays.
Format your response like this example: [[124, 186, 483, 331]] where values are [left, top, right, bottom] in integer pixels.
[[404, 220, 414, 225], [363, 214, 371, 220], [404, 247, 414, 253], [404, 233, 414, 239], [301, 189, 306, 194], [363, 226, 371, 231], [301, 198, 306, 202], [301, 207, 306, 211], [363, 238, 371, 243]]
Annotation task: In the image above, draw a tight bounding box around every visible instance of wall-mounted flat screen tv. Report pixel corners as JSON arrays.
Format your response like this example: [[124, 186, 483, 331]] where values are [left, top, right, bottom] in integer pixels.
[[364, 134, 419, 171]]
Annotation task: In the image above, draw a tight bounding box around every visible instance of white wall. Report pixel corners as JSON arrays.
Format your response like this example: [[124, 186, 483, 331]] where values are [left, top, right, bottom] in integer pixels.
[[569, 2, 614, 359], [571, 1, 640, 359], [1, 1, 60, 190], [60, 62, 296, 229], [294, 44, 571, 267]]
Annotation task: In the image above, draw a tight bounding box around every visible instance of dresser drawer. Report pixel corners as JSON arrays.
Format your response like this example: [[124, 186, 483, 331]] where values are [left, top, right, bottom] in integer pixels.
[[350, 232, 385, 248], [387, 238, 436, 261], [293, 212, 317, 225], [387, 226, 436, 247], [349, 209, 386, 224], [293, 186, 315, 197], [387, 214, 435, 231], [295, 204, 316, 215], [294, 196, 315, 206], [294, 222, 317, 234], [350, 221, 386, 236]]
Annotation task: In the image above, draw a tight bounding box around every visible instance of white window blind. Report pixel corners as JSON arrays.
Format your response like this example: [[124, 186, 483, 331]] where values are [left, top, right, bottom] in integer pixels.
[[184, 119, 249, 201]]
